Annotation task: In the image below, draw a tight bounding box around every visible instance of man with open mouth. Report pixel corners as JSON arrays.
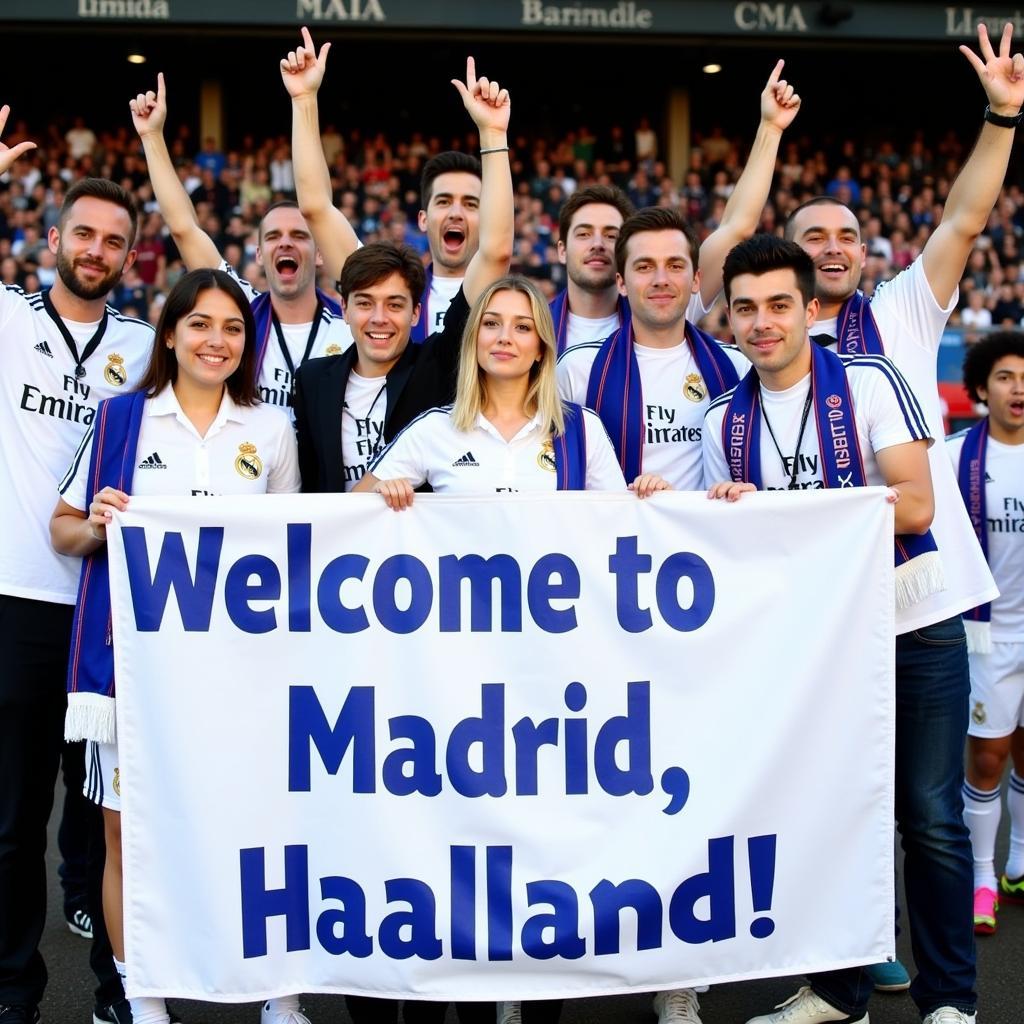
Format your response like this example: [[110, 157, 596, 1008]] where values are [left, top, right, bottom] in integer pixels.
[[130, 73, 353, 421]]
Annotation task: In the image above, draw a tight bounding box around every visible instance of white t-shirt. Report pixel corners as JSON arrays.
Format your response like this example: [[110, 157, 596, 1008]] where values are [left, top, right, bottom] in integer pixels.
[[811, 259, 999, 632], [60, 385, 299, 510], [340, 370, 389, 492], [946, 430, 1024, 639], [369, 406, 627, 493], [704, 356, 932, 635], [425, 274, 464, 334], [223, 261, 352, 418], [557, 329, 749, 490], [561, 292, 707, 352], [0, 286, 152, 604]]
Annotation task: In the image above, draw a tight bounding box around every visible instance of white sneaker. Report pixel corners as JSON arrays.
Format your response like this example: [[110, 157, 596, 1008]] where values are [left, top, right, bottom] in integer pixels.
[[921, 1011, 976, 1024], [745, 987, 867, 1023], [496, 1002, 521, 1024], [653, 988, 703, 1024], [261, 998, 311, 1024]]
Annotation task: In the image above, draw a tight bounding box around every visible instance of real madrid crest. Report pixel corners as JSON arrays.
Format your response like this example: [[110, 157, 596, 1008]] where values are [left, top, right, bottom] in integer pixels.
[[537, 438, 557, 472], [112, 767, 121, 797], [104, 353, 128, 387], [683, 372, 707, 403], [971, 701, 987, 726], [325, 343, 343, 356], [234, 441, 263, 480]]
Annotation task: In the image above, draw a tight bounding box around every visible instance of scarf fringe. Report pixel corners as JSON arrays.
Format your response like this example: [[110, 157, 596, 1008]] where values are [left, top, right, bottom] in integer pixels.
[[65, 692, 116, 744], [964, 618, 993, 655], [894, 551, 946, 611]]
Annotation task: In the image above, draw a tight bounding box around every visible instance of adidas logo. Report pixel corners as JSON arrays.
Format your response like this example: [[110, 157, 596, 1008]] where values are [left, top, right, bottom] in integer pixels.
[[34, 340, 54, 358], [985, 472, 995, 482], [452, 451, 480, 467], [137, 452, 167, 470]]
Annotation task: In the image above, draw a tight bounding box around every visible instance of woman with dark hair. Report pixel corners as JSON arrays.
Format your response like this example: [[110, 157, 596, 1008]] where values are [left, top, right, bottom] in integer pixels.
[[50, 268, 301, 1024]]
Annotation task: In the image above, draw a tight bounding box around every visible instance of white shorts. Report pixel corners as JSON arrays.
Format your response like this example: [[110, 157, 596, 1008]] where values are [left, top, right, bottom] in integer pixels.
[[968, 640, 1024, 738], [84, 739, 121, 812]]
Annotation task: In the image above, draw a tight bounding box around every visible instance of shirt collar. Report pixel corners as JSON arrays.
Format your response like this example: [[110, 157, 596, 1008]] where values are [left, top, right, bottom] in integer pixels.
[[475, 411, 545, 444], [148, 384, 246, 432]]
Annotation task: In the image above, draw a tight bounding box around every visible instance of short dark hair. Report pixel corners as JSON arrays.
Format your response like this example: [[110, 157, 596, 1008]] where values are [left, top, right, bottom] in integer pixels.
[[783, 195, 856, 241], [58, 178, 139, 247], [557, 185, 634, 245], [963, 330, 1024, 402], [338, 242, 426, 305], [258, 200, 303, 244], [138, 268, 258, 405], [614, 207, 700, 277], [420, 151, 481, 208], [723, 234, 816, 306]]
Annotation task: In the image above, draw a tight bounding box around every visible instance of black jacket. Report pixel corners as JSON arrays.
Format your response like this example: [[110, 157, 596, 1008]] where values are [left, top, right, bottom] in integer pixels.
[[293, 289, 469, 493]]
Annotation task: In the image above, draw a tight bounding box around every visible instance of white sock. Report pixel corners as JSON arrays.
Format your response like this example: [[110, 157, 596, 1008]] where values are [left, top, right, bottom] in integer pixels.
[[1006, 770, 1024, 879], [119, 956, 170, 1024], [264, 995, 303, 1022], [963, 780, 1001, 890]]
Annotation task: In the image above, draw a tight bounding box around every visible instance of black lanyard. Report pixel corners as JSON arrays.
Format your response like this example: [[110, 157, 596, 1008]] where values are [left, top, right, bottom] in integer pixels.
[[761, 386, 813, 491], [42, 290, 109, 379], [272, 301, 323, 388]]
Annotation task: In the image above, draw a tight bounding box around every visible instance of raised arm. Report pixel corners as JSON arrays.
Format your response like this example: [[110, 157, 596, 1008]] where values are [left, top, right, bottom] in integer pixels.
[[923, 22, 1024, 306], [0, 105, 36, 176], [130, 74, 221, 270], [697, 60, 800, 305], [281, 26, 361, 283], [453, 57, 514, 304]]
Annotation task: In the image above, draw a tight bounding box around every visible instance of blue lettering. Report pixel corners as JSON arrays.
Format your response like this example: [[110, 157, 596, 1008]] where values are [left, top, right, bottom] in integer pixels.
[[239, 845, 310, 958], [590, 878, 662, 955], [316, 554, 370, 633], [438, 554, 522, 632], [288, 685, 375, 793], [225, 554, 281, 633], [383, 716, 441, 796], [527, 553, 580, 633], [316, 876, 373, 957], [593, 681, 654, 796], [656, 553, 715, 632], [522, 881, 585, 959], [378, 879, 442, 960], [668, 836, 737, 943], [609, 535, 652, 633], [373, 555, 432, 634], [446, 683, 507, 797]]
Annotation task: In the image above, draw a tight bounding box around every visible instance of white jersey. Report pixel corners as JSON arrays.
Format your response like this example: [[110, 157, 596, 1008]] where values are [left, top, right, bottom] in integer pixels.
[[425, 274, 464, 334], [811, 258, 999, 631], [369, 406, 627, 493], [704, 356, 932, 635], [0, 286, 152, 604], [341, 370, 389, 492], [557, 330, 748, 490], [946, 430, 1024, 640], [223, 261, 352, 418], [60, 384, 299, 510]]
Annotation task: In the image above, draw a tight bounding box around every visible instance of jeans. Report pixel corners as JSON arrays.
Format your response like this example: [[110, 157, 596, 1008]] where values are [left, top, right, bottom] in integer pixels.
[[811, 615, 977, 1018]]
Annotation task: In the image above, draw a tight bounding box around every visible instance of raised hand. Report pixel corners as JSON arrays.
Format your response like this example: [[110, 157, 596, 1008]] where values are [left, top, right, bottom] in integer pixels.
[[280, 25, 332, 100], [129, 73, 168, 138], [451, 56, 511, 136], [960, 21, 1024, 116], [0, 105, 36, 176], [761, 59, 801, 132]]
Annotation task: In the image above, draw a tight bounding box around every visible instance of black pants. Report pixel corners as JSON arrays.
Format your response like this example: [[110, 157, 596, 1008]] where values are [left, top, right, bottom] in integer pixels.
[[346, 997, 562, 1023], [58, 741, 91, 914], [0, 594, 120, 1010], [0, 594, 73, 1007]]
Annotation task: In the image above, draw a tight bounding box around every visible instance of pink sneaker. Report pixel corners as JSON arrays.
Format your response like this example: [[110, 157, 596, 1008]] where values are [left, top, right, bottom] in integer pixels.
[[973, 885, 998, 935]]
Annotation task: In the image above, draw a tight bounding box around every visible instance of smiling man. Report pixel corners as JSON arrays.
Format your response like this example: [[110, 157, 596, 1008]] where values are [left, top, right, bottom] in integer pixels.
[[130, 73, 353, 418], [557, 206, 748, 493]]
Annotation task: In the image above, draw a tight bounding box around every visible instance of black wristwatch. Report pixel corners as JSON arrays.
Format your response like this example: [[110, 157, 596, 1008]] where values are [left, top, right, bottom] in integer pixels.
[[984, 104, 1024, 128]]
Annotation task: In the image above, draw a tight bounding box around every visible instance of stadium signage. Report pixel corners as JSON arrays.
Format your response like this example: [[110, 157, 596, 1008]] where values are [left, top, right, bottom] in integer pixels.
[[733, 2, 808, 32], [77, 0, 170, 17], [945, 8, 1024, 36], [520, 1, 654, 29], [297, 0, 386, 20]]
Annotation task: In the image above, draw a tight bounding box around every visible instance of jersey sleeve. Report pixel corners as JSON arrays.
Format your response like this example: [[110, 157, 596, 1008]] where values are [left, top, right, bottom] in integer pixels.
[[556, 344, 599, 404], [581, 409, 627, 490], [266, 411, 302, 494], [945, 431, 967, 474], [219, 260, 260, 303], [701, 403, 731, 488], [57, 425, 96, 512], [854, 357, 934, 455], [367, 413, 432, 488], [869, 258, 957, 356]]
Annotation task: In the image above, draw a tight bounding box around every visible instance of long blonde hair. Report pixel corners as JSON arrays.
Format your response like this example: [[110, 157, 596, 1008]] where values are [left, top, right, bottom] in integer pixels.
[[452, 275, 565, 435]]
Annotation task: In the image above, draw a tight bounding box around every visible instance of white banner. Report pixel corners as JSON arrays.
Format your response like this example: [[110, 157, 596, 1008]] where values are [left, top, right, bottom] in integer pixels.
[[107, 489, 896, 1003]]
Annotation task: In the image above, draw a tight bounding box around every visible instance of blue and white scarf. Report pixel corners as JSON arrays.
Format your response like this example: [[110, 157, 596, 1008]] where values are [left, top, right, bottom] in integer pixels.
[[554, 402, 588, 490], [722, 344, 944, 610], [586, 320, 739, 483], [832, 290, 885, 355], [65, 390, 147, 744], [251, 287, 341, 377], [957, 418, 993, 652]]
